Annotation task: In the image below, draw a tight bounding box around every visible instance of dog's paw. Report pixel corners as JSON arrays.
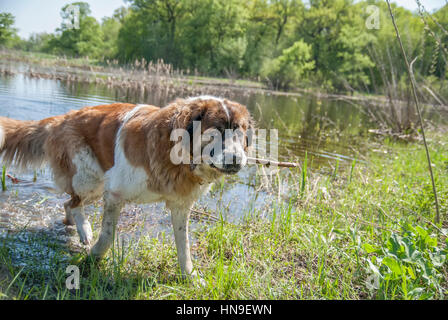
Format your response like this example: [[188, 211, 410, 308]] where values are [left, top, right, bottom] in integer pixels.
[[77, 222, 93, 245], [190, 270, 206, 288]]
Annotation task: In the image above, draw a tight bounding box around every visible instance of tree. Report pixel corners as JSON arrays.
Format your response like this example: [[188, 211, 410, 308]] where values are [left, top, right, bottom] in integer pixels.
[[261, 39, 315, 89], [118, 0, 248, 75], [101, 16, 122, 58], [182, 0, 248, 74], [119, 0, 187, 63], [46, 2, 104, 58], [20, 32, 54, 52], [0, 12, 18, 47], [271, 0, 301, 46]]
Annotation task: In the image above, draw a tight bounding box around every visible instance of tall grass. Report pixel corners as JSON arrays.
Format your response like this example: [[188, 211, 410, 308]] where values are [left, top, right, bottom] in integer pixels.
[[387, 0, 441, 223], [300, 152, 307, 197], [1, 165, 6, 191]]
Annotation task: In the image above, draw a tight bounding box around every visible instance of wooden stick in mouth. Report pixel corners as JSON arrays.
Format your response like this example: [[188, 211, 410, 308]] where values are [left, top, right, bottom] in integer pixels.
[[246, 157, 301, 168]]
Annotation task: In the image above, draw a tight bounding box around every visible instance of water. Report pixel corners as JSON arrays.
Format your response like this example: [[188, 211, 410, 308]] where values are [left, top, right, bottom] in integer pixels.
[[0, 70, 445, 246]]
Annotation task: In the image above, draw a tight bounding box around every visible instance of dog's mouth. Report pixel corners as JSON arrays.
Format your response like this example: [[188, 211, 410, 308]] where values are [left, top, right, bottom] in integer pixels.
[[209, 163, 242, 175]]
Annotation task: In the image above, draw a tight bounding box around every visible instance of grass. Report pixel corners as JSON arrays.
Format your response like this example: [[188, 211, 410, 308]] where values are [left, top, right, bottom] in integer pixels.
[[1, 165, 6, 191], [0, 132, 447, 300], [0, 49, 261, 90]]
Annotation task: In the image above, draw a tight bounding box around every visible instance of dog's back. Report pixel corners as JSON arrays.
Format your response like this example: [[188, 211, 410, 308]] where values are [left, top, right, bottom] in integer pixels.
[[0, 103, 159, 244]]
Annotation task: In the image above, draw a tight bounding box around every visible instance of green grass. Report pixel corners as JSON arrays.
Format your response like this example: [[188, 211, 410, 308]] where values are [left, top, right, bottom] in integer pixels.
[[1, 165, 6, 191], [0, 49, 102, 69], [0, 133, 447, 300]]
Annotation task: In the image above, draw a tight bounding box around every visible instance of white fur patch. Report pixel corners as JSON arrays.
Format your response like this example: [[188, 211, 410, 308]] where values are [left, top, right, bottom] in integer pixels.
[[72, 148, 104, 201], [187, 95, 230, 121], [0, 124, 4, 150], [105, 105, 162, 203]]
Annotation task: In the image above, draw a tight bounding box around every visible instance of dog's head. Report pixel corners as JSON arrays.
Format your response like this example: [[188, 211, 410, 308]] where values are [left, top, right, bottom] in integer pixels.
[[171, 96, 253, 176]]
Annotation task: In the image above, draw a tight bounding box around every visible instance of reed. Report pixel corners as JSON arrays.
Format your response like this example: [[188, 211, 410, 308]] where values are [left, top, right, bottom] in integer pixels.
[[1, 165, 6, 191], [349, 158, 356, 184], [386, 0, 441, 224], [300, 152, 307, 197]]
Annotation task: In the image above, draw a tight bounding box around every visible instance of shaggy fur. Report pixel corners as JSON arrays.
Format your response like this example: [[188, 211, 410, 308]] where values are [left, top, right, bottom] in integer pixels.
[[0, 96, 252, 281]]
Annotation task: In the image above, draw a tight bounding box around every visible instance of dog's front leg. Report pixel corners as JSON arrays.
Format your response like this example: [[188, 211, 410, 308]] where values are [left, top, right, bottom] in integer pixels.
[[167, 201, 201, 281], [170, 205, 193, 275]]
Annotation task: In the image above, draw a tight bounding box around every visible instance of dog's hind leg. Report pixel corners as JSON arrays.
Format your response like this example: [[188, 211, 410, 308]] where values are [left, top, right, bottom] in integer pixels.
[[62, 198, 76, 226], [65, 195, 93, 245], [90, 192, 123, 259], [66, 147, 104, 245], [63, 199, 75, 226]]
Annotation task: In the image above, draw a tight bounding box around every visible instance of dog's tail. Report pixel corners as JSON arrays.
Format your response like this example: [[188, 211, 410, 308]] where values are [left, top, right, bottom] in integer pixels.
[[0, 116, 50, 170]]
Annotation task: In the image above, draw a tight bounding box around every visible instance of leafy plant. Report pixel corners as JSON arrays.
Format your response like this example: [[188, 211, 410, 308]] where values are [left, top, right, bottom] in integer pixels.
[[364, 223, 447, 299], [261, 40, 315, 90]]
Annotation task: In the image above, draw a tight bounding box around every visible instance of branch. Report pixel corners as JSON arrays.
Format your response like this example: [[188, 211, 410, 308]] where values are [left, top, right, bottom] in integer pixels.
[[247, 157, 301, 168]]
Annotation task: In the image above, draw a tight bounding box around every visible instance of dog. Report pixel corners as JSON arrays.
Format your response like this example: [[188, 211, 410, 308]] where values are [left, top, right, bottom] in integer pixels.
[[0, 96, 252, 281]]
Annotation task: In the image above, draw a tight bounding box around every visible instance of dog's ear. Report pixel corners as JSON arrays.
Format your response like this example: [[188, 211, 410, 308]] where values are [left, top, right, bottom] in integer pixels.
[[170, 99, 205, 131], [186, 111, 204, 139], [185, 106, 206, 171], [245, 116, 255, 150]]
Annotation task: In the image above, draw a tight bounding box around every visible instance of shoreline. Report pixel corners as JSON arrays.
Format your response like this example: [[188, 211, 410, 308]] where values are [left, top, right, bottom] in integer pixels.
[[2, 49, 447, 111]]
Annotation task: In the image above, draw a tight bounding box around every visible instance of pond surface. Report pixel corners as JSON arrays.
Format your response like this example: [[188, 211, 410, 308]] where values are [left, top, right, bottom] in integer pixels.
[[0, 68, 445, 246]]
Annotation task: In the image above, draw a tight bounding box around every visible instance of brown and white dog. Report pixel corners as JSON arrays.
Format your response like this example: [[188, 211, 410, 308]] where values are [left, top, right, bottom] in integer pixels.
[[0, 96, 252, 281]]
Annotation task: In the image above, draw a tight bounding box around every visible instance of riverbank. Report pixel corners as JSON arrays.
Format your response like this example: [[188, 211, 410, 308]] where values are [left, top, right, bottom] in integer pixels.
[[2, 49, 447, 111], [1, 131, 446, 299]]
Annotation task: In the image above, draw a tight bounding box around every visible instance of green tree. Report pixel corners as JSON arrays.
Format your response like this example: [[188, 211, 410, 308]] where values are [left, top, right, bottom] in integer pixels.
[[335, 24, 375, 91], [261, 39, 314, 89], [101, 16, 121, 59], [182, 0, 248, 74], [118, 0, 187, 63], [46, 2, 104, 58], [20, 32, 54, 52], [0, 12, 18, 47]]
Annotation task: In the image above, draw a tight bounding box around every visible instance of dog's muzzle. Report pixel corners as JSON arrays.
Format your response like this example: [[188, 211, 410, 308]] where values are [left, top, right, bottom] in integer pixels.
[[211, 151, 246, 174]]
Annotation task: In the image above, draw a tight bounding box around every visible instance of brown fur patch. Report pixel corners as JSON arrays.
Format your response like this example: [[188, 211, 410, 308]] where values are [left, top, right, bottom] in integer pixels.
[[0, 99, 251, 199]]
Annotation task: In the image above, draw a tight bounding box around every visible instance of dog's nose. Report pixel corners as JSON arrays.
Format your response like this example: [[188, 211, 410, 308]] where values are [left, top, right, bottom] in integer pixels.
[[222, 152, 243, 173]]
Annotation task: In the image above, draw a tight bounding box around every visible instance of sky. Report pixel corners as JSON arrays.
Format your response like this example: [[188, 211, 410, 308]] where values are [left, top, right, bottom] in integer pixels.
[[0, 0, 446, 39], [0, 0, 128, 38]]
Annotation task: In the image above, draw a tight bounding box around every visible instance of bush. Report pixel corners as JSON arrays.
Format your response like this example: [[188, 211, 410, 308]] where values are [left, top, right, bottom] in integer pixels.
[[261, 40, 314, 90]]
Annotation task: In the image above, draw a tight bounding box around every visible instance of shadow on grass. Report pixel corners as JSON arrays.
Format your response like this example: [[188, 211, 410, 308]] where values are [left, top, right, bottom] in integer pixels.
[[0, 221, 184, 300]]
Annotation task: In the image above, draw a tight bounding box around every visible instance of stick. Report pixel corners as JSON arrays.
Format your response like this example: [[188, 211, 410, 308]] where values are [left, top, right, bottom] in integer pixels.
[[190, 209, 219, 221], [386, 1, 441, 223], [247, 157, 301, 168]]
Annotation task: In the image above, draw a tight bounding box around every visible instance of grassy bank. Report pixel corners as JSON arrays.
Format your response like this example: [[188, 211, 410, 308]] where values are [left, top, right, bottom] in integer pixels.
[[0, 49, 263, 89], [0, 132, 447, 300]]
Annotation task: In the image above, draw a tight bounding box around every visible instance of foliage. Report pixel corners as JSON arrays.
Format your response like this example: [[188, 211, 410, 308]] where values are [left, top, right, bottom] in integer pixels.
[[364, 224, 447, 299], [0, 12, 18, 47], [261, 40, 314, 89], [2, 0, 448, 94], [44, 2, 104, 58]]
